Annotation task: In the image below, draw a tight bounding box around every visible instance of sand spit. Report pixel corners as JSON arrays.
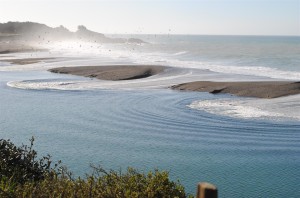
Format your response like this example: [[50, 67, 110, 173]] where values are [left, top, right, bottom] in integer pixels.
[[49, 65, 167, 81], [49, 66, 300, 98], [171, 81, 300, 99]]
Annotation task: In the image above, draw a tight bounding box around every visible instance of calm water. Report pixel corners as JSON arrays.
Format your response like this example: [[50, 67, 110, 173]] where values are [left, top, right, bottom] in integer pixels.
[[1, 35, 300, 197]]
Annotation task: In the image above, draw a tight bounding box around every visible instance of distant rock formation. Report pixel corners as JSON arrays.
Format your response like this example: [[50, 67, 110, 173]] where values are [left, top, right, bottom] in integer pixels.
[[127, 38, 145, 44], [0, 22, 50, 34], [0, 22, 145, 44]]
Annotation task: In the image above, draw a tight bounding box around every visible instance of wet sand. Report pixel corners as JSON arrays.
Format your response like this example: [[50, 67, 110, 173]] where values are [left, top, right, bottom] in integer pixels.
[[0, 43, 46, 54], [171, 81, 300, 99], [2, 58, 55, 65], [49, 65, 167, 81], [49, 66, 300, 98]]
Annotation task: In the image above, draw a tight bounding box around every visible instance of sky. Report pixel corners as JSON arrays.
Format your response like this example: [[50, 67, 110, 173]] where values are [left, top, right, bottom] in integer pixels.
[[0, 0, 299, 36]]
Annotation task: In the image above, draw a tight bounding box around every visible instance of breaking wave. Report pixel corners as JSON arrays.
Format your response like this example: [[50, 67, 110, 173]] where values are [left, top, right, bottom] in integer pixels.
[[188, 96, 300, 121]]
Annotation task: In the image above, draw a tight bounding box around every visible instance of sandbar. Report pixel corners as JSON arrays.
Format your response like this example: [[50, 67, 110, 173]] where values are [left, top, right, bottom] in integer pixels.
[[171, 81, 300, 98], [49, 65, 300, 99], [49, 65, 166, 81]]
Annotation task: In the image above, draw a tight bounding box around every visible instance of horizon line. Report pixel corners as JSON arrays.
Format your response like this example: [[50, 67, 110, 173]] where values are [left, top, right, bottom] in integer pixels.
[[105, 33, 300, 37], [1, 21, 299, 37]]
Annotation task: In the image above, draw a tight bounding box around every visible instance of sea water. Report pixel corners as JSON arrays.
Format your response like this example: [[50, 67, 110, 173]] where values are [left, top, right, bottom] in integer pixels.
[[0, 35, 300, 197]]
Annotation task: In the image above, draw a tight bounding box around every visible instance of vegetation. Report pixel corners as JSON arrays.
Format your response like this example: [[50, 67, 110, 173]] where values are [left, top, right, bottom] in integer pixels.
[[0, 138, 192, 198]]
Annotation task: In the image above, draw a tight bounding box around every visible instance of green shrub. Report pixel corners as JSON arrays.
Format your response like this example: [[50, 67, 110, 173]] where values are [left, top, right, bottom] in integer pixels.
[[0, 138, 192, 198], [0, 137, 56, 184], [10, 167, 189, 198]]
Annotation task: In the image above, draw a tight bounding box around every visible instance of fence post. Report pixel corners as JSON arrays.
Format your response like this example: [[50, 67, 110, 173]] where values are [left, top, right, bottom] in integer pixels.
[[196, 182, 218, 198]]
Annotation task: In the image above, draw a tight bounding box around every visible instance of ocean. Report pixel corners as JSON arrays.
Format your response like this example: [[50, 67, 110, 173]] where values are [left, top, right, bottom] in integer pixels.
[[1, 35, 300, 197]]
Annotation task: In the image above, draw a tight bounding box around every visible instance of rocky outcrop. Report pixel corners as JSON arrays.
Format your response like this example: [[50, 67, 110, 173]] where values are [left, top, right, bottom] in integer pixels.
[[0, 22, 145, 44]]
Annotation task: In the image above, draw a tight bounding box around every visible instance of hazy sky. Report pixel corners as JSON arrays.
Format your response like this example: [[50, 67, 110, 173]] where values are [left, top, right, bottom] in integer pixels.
[[0, 0, 299, 35]]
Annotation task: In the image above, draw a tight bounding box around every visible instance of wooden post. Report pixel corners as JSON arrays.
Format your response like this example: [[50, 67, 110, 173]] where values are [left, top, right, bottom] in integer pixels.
[[196, 182, 218, 198]]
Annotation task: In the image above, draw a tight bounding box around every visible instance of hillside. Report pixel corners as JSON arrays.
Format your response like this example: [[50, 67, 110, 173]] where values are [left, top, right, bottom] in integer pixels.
[[0, 21, 144, 44]]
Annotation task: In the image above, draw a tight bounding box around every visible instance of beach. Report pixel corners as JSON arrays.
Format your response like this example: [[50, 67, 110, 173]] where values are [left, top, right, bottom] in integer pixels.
[[0, 44, 39, 54], [0, 39, 46, 54]]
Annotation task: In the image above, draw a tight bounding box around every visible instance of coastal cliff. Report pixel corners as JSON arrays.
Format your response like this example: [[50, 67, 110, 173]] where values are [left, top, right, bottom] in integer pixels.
[[0, 22, 144, 44]]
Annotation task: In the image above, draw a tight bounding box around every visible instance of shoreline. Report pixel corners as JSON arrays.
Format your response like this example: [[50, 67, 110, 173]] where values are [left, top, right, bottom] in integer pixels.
[[48, 65, 300, 99], [171, 81, 300, 99], [49, 65, 167, 81], [0, 42, 47, 54]]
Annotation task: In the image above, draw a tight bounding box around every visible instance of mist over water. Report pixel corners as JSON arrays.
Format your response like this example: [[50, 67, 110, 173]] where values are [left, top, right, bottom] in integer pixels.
[[2, 35, 300, 79], [107, 35, 300, 78]]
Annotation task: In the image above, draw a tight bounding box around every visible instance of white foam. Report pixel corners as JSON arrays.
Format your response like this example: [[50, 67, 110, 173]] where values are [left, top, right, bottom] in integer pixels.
[[172, 51, 188, 56], [189, 99, 280, 118], [6, 63, 270, 92], [188, 96, 300, 121], [49, 41, 299, 81], [7, 80, 82, 90], [5, 68, 195, 90], [2, 40, 298, 81]]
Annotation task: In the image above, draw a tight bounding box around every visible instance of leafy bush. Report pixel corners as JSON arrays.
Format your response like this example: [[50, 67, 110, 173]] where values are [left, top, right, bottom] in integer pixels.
[[10, 167, 188, 198], [0, 138, 192, 198], [0, 137, 55, 184]]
